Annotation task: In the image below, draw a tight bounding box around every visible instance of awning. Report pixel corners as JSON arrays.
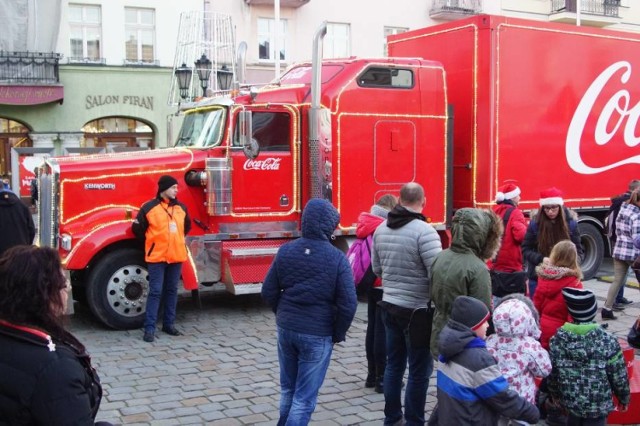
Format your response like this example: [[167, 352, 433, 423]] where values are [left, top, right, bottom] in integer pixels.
[[0, 84, 64, 105]]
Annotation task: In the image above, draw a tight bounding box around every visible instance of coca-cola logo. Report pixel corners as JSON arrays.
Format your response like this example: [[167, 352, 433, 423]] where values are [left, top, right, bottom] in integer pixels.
[[567, 61, 640, 174], [243, 157, 282, 171]]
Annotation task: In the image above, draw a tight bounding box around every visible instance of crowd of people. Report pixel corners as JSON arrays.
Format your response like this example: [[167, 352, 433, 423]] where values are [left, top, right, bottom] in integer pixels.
[[260, 181, 634, 425], [0, 175, 637, 425], [272, 181, 635, 426]]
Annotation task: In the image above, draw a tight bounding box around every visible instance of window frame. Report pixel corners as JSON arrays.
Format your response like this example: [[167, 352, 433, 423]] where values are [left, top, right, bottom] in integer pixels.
[[257, 17, 288, 63], [356, 66, 415, 89], [232, 111, 292, 153], [324, 22, 351, 59], [124, 7, 156, 64], [68, 3, 102, 61], [383, 26, 409, 57]]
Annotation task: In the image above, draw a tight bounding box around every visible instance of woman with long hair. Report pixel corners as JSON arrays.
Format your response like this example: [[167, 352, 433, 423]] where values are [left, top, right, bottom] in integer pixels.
[[522, 187, 583, 298], [602, 190, 640, 320], [0, 245, 108, 425], [533, 240, 583, 349]]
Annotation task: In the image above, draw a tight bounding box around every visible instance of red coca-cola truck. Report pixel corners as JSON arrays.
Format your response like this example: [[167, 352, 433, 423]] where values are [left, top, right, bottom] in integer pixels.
[[35, 14, 637, 329]]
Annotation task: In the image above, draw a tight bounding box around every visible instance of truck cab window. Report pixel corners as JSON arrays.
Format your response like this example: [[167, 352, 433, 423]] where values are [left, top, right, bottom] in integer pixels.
[[233, 112, 291, 152], [357, 67, 413, 89], [175, 108, 225, 148]]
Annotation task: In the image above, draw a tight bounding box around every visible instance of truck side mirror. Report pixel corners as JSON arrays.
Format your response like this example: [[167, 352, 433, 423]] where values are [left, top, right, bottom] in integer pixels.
[[239, 110, 259, 159]]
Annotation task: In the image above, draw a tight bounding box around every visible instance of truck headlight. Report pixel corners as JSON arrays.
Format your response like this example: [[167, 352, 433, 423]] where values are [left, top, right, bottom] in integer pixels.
[[60, 234, 72, 251]]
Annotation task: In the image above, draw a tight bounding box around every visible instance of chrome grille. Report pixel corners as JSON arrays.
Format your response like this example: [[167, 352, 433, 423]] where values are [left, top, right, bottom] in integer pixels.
[[36, 163, 59, 248]]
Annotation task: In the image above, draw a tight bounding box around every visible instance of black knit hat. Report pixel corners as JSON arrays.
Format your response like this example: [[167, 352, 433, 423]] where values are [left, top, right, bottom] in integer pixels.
[[562, 287, 597, 323], [451, 296, 490, 331], [157, 175, 178, 195]]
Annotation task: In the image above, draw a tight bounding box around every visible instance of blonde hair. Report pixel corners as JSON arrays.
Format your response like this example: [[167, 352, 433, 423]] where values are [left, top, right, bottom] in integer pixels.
[[550, 240, 582, 278]]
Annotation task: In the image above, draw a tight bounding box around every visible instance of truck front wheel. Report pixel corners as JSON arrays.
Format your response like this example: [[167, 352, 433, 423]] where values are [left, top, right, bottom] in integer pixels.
[[86, 249, 148, 330], [578, 222, 604, 281]]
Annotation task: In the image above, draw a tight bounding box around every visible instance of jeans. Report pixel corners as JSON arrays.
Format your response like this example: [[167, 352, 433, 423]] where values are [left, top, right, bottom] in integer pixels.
[[382, 309, 433, 426], [144, 262, 183, 333], [567, 414, 606, 426], [615, 282, 626, 303], [277, 327, 333, 426], [366, 288, 386, 373], [528, 279, 538, 300]]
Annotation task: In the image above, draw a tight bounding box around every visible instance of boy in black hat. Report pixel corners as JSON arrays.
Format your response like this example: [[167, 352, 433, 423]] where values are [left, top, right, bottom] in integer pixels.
[[429, 296, 539, 425], [132, 175, 191, 342], [548, 288, 630, 425]]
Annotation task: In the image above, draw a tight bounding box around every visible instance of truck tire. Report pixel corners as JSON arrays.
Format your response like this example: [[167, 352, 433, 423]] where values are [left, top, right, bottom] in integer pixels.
[[86, 249, 148, 330], [578, 222, 604, 280]]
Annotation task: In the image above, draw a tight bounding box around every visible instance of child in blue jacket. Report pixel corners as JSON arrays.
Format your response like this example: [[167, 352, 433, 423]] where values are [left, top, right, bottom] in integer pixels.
[[429, 296, 539, 425]]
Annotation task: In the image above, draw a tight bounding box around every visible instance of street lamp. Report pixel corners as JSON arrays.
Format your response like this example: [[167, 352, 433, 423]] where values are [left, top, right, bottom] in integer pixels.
[[194, 54, 212, 96], [217, 64, 233, 91], [174, 63, 192, 100]]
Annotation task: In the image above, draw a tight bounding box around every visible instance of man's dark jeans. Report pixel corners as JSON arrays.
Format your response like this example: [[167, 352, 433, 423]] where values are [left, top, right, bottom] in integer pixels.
[[382, 309, 433, 426], [144, 262, 182, 333]]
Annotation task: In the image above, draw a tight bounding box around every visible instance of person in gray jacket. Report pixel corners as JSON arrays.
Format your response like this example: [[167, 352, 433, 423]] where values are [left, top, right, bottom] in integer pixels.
[[372, 182, 442, 426]]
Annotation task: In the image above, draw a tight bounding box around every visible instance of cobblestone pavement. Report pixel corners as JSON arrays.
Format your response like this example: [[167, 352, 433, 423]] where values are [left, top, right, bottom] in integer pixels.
[[71, 259, 639, 426]]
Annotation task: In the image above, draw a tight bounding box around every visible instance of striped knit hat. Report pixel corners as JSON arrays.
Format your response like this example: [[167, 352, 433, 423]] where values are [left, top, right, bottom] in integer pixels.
[[562, 287, 598, 323]]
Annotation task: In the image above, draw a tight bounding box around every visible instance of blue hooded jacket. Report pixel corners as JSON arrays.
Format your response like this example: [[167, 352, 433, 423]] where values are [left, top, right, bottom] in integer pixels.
[[262, 199, 357, 342]]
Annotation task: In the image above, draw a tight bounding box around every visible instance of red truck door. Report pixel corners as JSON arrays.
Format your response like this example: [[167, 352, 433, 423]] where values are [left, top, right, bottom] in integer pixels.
[[229, 107, 299, 216]]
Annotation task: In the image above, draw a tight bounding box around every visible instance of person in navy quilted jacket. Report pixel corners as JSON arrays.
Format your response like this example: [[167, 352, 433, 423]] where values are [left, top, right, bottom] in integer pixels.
[[262, 198, 357, 426]]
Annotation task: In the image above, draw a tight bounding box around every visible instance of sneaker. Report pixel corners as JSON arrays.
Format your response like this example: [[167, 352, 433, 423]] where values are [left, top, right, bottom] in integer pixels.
[[161, 326, 183, 336], [616, 297, 633, 305], [612, 303, 626, 311], [143, 331, 155, 342], [601, 308, 617, 320]]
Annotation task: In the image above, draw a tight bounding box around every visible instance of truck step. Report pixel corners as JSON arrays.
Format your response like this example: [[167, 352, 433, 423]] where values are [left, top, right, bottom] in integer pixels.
[[221, 244, 281, 291]]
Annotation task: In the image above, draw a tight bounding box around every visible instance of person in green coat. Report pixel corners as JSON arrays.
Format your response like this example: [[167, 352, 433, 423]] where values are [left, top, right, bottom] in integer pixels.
[[430, 208, 503, 357]]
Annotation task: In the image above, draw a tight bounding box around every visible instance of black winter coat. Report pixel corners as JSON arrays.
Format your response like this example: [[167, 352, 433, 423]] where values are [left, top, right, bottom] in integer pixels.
[[0, 322, 102, 425], [0, 190, 35, 256]]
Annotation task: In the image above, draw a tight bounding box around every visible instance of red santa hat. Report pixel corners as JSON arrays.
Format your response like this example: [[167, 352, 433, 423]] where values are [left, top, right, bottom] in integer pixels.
[[495, 182, 521, 202], [539, 187, 564, 206]]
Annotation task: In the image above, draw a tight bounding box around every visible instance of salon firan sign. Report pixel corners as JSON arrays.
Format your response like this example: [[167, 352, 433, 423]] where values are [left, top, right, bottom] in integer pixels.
[[85, 95, 154, 110]]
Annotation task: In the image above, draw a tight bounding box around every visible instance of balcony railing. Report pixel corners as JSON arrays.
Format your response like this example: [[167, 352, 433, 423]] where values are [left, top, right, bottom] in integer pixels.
[[67, 57, 107, 65], [551, 0, 619, 18], [245, 0, 310, 7], [123, 59, 160, 67], [0, 51, 62, 84], [430, 0, 482, 20]]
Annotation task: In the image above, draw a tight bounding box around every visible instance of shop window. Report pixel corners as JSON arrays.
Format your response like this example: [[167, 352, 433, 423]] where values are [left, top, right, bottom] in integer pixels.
[[82, 117, 154, 149], [0, 118, 31, 183]]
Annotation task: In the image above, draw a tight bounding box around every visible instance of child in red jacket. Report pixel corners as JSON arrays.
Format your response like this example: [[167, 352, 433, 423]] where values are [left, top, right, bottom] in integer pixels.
[[533, 240, 583, 349]]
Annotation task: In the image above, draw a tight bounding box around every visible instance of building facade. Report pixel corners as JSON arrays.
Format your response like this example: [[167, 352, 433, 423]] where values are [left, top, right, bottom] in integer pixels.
[[0, 0, 637, 197]]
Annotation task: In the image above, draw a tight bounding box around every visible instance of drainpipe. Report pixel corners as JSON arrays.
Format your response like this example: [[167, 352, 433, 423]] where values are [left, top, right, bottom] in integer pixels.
[[309, 21, 327, 199]]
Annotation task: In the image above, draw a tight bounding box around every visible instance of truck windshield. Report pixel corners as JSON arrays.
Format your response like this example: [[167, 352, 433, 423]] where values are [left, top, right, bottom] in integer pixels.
[[175, 107, 226, 148]]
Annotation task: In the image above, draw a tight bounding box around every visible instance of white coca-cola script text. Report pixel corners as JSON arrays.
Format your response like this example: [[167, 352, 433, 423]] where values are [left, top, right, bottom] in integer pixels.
[[243, 158, 282, 171], [567, 61, 640, 174]]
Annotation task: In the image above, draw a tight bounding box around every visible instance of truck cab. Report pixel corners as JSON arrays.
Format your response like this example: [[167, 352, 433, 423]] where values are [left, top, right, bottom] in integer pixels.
[[35, 52, 449, 329]]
